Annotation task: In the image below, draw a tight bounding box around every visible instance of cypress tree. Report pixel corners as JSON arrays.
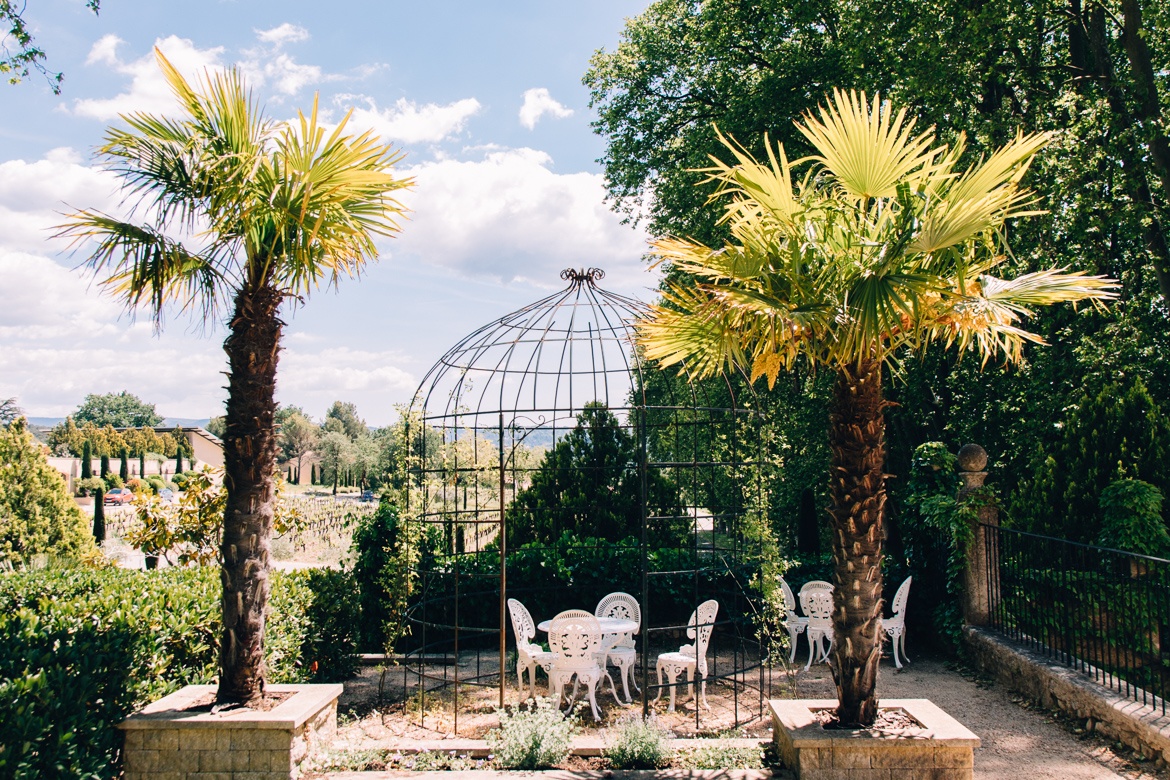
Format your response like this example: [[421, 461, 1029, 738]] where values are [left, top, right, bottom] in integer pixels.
[[100, 454, 110, 477], [139, 452, 146, 478], [93, 488, 106, 545], [120, 448, 130, 482], [81, 440, 93, 479]]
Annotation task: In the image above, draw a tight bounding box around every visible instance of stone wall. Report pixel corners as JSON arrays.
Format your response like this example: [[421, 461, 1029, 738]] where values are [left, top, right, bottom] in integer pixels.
[[964, 626, 1170, 764]]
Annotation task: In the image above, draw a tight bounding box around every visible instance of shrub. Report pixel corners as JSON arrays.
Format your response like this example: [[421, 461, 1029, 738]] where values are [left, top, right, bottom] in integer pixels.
[[1098, 479, 1168, 556], [603, 714, 673, 769], [102, 472, 124, 490], [0, 419, 94, 565], [76, 476, 105, 497], [0, 566, 358, 779], [350, 499, 417, 652], [679, 742, 764, 769], [145, 475, 165, 493], [486, 697, 579, 770]]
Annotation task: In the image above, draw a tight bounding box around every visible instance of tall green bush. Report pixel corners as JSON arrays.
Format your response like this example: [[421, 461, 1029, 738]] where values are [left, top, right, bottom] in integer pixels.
[[351, 499, 418, 652], [1098, 479, 1168, 557], [0, 419, 93, 565], [1014, 378, 1170, 542], [0, 566, 358, 780]]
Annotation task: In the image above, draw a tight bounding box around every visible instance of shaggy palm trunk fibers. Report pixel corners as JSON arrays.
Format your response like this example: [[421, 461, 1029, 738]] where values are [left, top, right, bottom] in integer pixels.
[[217, 282, 283, 705], [828, 359, 887, 727]]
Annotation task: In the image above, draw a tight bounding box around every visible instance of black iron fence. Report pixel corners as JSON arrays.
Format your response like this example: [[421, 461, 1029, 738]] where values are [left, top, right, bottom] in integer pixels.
[[984, 524, 1170, 715]]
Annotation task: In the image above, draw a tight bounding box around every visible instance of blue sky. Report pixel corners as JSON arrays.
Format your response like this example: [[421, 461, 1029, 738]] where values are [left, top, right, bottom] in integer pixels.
[[1, 0, 658, 425]]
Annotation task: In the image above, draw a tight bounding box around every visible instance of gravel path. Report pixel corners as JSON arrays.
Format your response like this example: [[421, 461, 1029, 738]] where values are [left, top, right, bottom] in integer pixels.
[[792, 652, 1166, 779]]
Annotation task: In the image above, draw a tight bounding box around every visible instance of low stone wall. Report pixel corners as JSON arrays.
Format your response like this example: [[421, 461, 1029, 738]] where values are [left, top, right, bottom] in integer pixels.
[[119, 683, 341, 780], [964, 626, 1170, 763], [771, 698, 979, 780]]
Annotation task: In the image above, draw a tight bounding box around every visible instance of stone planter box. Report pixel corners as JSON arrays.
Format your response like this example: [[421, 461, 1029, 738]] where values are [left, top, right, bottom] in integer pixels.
[[770, 698, 980, 780], [119, 683, 341, 780]]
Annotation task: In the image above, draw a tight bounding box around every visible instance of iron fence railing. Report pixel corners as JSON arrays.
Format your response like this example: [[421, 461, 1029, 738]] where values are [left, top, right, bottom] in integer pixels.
[[985, 524, 1170, 715]]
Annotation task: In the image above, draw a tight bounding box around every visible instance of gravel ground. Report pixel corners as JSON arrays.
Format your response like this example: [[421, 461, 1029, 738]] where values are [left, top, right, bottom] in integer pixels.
[[793, 651, 1167, 779]]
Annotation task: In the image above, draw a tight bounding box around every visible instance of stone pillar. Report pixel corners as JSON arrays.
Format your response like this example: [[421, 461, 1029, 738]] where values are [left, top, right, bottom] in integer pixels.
[[958, 444, 999, 626]]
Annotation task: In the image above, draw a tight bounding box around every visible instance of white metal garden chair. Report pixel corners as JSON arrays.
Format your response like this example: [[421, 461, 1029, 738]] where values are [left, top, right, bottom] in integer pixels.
[[778, 577, 808, 663], [595, 591, 641, 703], [547, 609, 619, 721], [507, 598, 555, 699], [798, 580, 834, 671], [882, 576, 913, 669], [653, 599, 719, 712]]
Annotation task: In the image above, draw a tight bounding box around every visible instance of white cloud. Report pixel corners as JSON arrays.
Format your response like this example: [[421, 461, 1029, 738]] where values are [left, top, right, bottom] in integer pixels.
[[71, 35, 226, 120], [339, 95, 481, 144], [255, 23, 310, 47], [518, 88, 573, 130], [86, 34, 123, 66], [243, 53, 323, 96], [278, 347, 417, 416], [391, 147, 650, 290], [0, 152, 123, 254]]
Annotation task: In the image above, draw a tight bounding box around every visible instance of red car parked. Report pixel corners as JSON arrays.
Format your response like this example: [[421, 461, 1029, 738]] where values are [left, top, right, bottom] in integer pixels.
[[103, 487, 135, 505]]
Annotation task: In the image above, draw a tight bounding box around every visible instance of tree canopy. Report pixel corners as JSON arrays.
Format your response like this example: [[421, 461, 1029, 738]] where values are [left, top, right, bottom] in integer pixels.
[[72, 391, 163, 428], [506, 402, 686, 548]]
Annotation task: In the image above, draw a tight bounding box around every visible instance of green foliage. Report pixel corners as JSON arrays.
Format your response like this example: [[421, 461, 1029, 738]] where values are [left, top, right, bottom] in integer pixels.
[[507, 403, 684, 547], [604, 715, 673, 769], [0, 566, 357, 779], [350, 499, 419, 652], [486, 697, 579, 770], [75, 477, 104, 497], [1014, 378, 1170, 543], [72, 391, 162, 429], [1098, 480, 1168, 557], [325, 401, 367, 441], [101, 472, 123, 490], [0, 399, 22, 426], [678, 741, 765, 769], [0, 419, 93, 566], [1, 0, 99, 92], [890, 442, 984, 652], [80, 438, 92, 479]]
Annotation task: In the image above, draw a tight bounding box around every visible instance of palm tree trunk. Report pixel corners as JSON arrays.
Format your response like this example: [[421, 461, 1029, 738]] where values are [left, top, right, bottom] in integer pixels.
[[827, 359, 887, 727], [217, 282, 283, 705]]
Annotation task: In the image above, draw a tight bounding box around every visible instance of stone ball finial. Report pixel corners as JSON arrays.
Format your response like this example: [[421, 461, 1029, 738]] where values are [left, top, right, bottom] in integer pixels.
[[957, 443, 988, 472]]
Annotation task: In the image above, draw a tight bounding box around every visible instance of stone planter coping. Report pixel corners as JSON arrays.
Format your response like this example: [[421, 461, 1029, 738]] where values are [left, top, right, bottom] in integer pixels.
[[771, 699, 980, 749], [118, 683, 343, 732], [325, 771, 779, 780]]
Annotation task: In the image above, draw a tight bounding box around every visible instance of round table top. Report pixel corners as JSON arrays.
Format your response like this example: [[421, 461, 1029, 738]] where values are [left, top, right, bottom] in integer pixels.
[[536, 615, 638, 634]]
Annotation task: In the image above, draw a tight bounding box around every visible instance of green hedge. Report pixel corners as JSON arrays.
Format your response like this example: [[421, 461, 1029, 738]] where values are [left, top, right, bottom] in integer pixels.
[[0, 566, 358, 780]]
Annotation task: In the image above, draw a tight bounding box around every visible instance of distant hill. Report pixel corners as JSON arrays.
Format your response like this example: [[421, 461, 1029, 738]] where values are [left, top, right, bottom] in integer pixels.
[[25, 417, 212, 429]]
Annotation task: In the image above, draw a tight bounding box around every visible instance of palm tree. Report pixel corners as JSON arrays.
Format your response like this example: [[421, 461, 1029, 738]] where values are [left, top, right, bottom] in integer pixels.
[[637, 89, 1116, 727], [59, 50, 411, 705]]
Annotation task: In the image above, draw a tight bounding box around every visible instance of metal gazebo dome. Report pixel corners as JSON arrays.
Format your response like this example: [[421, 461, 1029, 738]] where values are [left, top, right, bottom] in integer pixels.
[[400, 267, 772, 733]]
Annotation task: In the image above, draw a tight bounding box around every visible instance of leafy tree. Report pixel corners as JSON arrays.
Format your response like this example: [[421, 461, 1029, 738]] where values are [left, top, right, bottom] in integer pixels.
[[325, 400, 367, 440], [58, 51, 411, 704], [47, 416, 84, 456], [586, 0, 1170, 540], [72, 391, 163, 428], [0, 418, 94, 564], [636, 90, 1116, 725], [1013, 378, 1170, 542], [506, 402, 685, 548], [278, 411, 318, 477], [1097, 479, 1168, 557], [205, 415, 226, 439], [0, 397, 22, 426], [317, 431, 355, 496], [1, 0, 100, 93]]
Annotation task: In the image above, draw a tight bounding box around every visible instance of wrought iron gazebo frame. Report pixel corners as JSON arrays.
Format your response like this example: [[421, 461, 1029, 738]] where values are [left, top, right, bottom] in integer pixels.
[[401, 268, 773, 732]]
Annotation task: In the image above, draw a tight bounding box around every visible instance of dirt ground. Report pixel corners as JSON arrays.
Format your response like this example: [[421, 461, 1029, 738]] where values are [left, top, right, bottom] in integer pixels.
[[326, 647, 1168, 779]]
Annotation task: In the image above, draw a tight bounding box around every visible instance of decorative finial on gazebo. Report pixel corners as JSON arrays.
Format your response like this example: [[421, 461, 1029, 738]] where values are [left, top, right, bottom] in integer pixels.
[[560, 267, 605, 286]]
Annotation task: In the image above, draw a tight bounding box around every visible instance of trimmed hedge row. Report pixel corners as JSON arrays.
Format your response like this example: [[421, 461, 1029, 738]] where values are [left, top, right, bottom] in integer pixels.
[[0, 566, 358, 780]]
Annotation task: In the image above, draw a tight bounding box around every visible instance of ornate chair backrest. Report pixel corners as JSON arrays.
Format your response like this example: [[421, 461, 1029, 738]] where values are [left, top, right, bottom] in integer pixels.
[[778, 577, 799, 615], [548, 609, 601, 672], [596, 591, 641, 650], [679, 599, 719, 677], [799, 581, 834, 627], [891, 576, 913, 617], [507, 598, 538, 653]]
